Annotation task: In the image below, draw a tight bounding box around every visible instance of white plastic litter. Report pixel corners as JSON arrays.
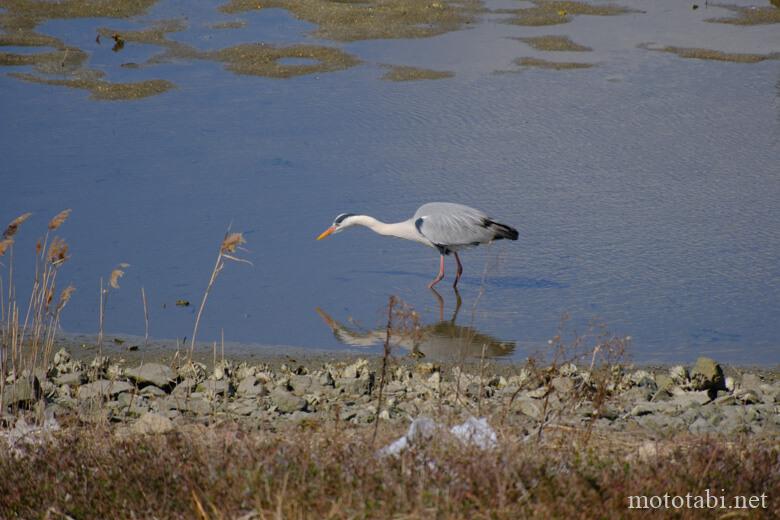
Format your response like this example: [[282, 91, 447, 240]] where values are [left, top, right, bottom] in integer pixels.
[[449, 416, 498, 450], [378, 416, 497, 457]]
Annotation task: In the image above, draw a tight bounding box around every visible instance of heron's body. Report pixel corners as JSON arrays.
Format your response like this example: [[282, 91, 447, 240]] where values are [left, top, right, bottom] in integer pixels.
[[317, 202, 518, 288]]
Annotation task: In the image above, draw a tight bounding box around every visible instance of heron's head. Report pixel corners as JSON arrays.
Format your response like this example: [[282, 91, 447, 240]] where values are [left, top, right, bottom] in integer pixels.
[[316, 213, 356, 240]]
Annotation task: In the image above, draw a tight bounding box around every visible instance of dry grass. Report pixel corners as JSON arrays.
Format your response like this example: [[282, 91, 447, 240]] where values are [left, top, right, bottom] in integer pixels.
[[1, 210, 75, 393], [0, 423, 777, 519]]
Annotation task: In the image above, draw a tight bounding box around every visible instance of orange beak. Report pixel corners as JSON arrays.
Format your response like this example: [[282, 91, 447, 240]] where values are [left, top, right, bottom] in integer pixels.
[[317, 226, 336, 240]]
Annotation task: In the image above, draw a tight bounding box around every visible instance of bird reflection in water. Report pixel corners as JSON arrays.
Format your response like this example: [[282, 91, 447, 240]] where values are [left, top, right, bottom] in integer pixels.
[[315, 289, 515, 360]]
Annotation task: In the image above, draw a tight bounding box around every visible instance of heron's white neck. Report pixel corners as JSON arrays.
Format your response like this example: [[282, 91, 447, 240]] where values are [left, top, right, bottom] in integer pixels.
[[348, 215, 430, 245]]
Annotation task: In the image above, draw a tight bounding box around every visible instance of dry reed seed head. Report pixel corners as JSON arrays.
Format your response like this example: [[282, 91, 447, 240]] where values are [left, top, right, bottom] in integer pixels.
[[109, 264, 129, 289], [57, 285, 76, 312], [220, 232, 246, 254], [47, 237, 69, 265], [3, 212, 32, 239], [46, 286, 55, 309], [48, 208, 72, 230], [0, 237, 13, 256]]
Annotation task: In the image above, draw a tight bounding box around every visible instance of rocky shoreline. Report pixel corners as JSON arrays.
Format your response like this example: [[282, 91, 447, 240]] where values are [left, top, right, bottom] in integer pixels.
[[3, 347, 778, 441]]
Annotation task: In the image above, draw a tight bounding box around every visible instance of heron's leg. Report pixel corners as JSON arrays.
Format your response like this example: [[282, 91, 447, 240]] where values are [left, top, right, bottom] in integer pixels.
[[453, 252, 464, 288], [428, 255, 445, 288]]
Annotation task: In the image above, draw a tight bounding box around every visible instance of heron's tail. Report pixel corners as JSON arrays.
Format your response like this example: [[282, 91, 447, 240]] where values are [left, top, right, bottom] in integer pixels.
[[487, 220, 519, 241]]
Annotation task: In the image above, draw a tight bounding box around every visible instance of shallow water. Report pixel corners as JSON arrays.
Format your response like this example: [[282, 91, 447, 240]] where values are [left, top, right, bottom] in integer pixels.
[[1, 0, 779, 364]]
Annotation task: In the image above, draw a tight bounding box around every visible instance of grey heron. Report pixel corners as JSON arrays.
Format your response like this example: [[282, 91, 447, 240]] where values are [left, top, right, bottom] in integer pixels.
[[316, 202, 518, 288]]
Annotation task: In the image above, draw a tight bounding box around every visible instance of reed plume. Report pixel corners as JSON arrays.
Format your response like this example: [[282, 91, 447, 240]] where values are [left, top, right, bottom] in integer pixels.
[[48, 209, 71, 231], [99, 263, 129, 352], [189, 230, 250, 357], [0, 238, 13, 257], [109, 263, 129, 289], [3, 212, 32, 239]]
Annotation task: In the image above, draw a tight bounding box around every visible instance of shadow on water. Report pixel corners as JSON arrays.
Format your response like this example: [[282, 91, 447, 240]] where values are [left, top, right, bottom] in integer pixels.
[[360, 269, 566, 289], [315, 288, 516, 361]]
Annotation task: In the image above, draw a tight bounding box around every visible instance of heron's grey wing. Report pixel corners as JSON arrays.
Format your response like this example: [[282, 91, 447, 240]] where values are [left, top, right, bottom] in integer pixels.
[[414, 209, 494, 249]]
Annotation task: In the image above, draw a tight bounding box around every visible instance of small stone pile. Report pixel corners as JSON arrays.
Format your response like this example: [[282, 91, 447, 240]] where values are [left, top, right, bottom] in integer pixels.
[[1, 350, 778, 439]]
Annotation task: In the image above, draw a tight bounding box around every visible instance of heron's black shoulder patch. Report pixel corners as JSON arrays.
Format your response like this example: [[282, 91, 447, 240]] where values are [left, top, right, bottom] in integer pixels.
[[334, 213, 355, 225]]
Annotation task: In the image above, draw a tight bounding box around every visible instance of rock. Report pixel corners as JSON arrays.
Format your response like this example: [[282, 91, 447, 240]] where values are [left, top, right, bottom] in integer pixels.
[[198, 380, 233, 398], [629, 370, 657, 390], [336, 376, 372, 396], [734, 389, 760, 405], [177, 361, 206, 381], [271, 389, 307, 413], [415, 362, 438, 376], [713, 394, 737, 406], [53, 348, 71, 366], [3, 377, 41, 407], [139, 385, 167, 397], [133, 412, 174, 434], [655, 374, 674, 392], [289, 375, 313, 395], [670, 391, 711, 407], [171, 378, 198, 396], [597, 405, 620, 420], [180, 397, 212, 415], [516, 398, 543, 420], [77, 380, 133, 400], [551, 376, 575, 395], [622, 386, 654, 403], [125, 363, 176, 389], [237, 376, 267, 397], [688, 416, 715, 434], [213, 360, 232, 380], [630, 403, 655, 416], [558, 363, 578, 377], [689, 357, 725, 392], [740, 373, 762, 391], [227, 399, 258, 416], [669, 365, 688, 384], [317, 371, 335, 387], [343, 359, 368, 379], [54, 371, 84, 386]]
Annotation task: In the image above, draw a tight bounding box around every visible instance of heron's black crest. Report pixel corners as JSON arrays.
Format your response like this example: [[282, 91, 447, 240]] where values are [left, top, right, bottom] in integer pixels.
[[334, 213, 355, 225]]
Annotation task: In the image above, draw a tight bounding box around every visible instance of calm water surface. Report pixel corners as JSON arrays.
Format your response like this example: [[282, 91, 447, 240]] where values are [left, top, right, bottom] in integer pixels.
[[1, 0, 779, 363]]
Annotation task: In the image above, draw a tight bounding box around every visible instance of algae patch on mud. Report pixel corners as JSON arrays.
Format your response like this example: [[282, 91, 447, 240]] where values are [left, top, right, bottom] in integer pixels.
[[99, 20, 361, 78], [219, 0, 482, 41], [641, 44, 780, 64], [501, 0, 633, 27], [514, 35, 591, 52], [515, 57, 593, 69], [706, 3, 780, 26], [209, 44, 359, 78], [381, 65, 454, 81], [10, 72, 174, 100], [0, 0, 157, 29], [210, 20, 247, 30]]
